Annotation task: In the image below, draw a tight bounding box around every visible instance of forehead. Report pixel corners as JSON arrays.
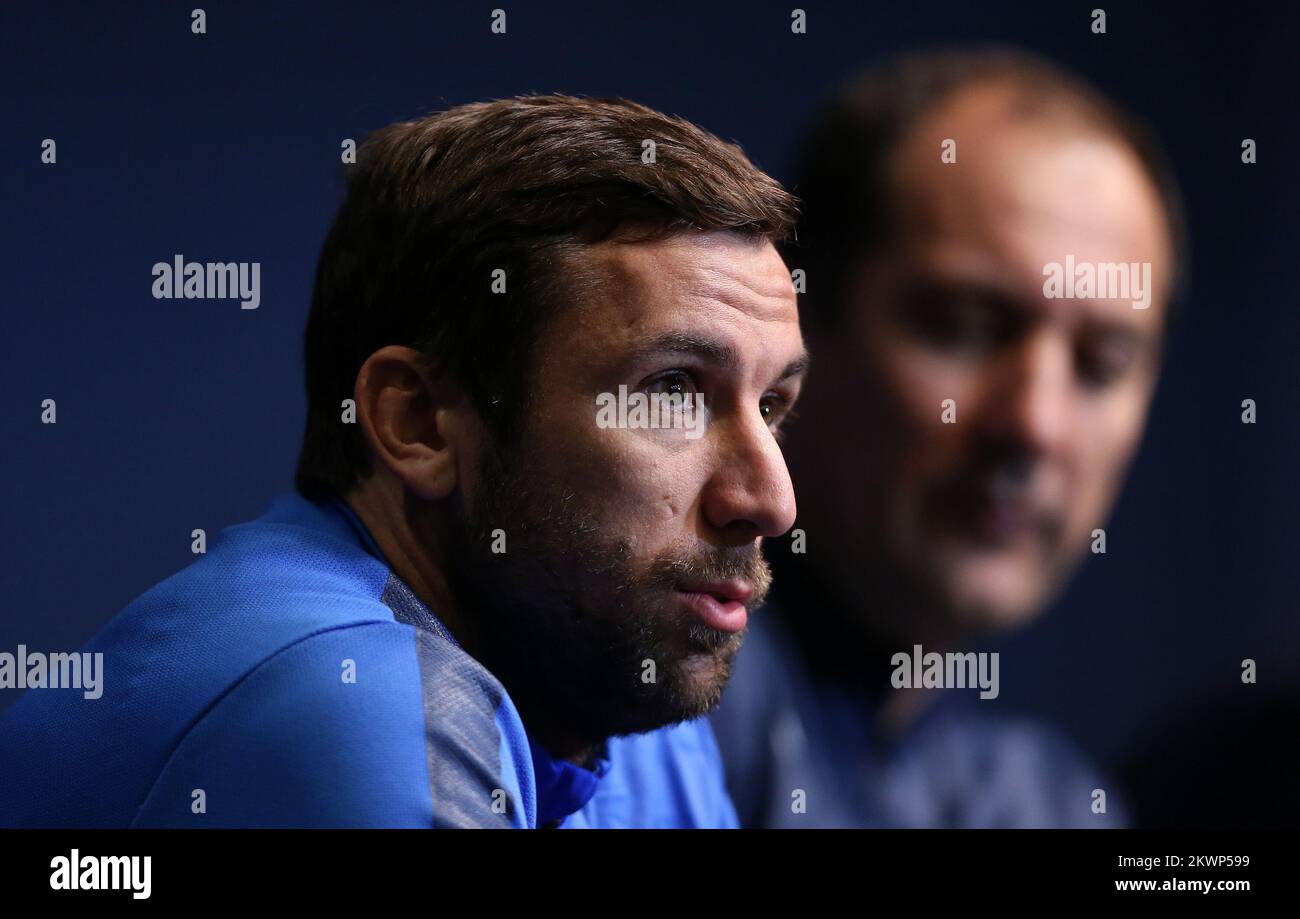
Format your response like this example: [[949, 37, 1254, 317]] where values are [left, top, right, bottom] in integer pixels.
[[561, 230, 800, 356], [889, 87, 1175, 322]]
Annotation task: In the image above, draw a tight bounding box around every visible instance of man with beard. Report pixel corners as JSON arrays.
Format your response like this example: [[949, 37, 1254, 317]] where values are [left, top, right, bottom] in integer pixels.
[[710, 48, 1185, 827], [0, 95, 806, 828]]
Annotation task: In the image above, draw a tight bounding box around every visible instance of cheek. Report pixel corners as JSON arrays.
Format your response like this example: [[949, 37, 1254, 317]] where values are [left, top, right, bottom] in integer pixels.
[[546, 423, 702, 536], [875, 343, 977, 475], [1069, 394, 1149, 519]]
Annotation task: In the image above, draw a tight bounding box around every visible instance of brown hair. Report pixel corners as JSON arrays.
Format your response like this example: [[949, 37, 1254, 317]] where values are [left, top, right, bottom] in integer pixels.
[[295, 94, 797, 502]]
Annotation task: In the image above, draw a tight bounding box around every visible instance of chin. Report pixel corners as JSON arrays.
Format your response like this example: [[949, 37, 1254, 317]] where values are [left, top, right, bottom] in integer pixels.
[[943, 557, 1054, 632], [665, 652, 734, 717]]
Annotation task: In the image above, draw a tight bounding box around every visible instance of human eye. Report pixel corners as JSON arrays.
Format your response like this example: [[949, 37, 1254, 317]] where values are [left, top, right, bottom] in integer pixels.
[[641, 370, 700, 400]]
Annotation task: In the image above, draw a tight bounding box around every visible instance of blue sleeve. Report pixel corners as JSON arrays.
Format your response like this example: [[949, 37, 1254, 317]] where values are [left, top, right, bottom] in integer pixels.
[[131, 622, 529, 828]]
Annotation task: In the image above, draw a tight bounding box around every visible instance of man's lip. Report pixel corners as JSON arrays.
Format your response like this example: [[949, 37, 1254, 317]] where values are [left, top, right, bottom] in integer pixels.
[[670, 590, 754, 631], [948, 490, 1055, 546], [676, 579, 754, 605]]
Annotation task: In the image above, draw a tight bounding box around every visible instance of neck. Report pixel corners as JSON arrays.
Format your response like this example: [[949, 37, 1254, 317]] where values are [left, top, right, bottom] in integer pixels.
[[344, 480, 607, 765], [344, 479, 485, 663], [555, 743, 601, 770]]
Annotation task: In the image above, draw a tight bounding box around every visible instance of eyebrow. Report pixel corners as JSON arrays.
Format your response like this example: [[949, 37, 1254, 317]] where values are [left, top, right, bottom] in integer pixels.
[[911, 276, 1155, 339], [630, 331, 810, 385], [1081, 317, 1148, 345]]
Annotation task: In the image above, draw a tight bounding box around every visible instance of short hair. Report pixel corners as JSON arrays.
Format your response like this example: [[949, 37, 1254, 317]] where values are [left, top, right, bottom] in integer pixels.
[[295, 94, 797, 502], [785, 46, 1189, 333]]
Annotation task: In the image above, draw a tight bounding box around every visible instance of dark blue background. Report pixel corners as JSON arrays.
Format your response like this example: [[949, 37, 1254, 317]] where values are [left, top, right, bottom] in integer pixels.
[[3, 1, 1297, 781]]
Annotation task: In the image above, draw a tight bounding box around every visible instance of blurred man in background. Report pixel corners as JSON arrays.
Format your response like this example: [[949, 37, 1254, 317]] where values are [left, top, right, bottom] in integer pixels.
[[711, 47, 1186, 827]]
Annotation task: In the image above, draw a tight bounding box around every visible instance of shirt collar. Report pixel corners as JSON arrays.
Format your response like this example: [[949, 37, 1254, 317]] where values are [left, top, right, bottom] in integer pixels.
[[327, 496, 386, 563], [526, 730, 612, 827]]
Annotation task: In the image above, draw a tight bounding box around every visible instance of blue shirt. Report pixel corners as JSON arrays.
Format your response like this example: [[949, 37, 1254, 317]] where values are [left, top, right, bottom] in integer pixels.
[[0, 492, 738, 828], [709, 604, 1126, 828]]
